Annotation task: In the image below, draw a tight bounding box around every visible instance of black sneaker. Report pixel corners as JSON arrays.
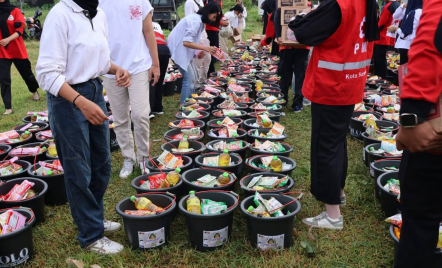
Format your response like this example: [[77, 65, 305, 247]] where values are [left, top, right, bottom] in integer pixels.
[[293, 106, 303, 113]]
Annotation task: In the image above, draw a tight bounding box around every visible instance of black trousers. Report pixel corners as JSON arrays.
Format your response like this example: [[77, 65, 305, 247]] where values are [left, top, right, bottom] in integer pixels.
[[0, 58, 39, 109], [278, 49, 309, 109], [399, 48, 409, 65], [262, 13, 268, 34], [373, 44, 388, 78], [206, 30, 219, 75], [310, 103, 354, 205], [395, 151, 442, 268], [149, 52, 171, 113]]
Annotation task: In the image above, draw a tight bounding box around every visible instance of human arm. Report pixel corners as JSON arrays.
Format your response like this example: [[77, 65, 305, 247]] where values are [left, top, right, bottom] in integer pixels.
[[184, 41, 217, 54], [273, 9, 281, 39], [142, 12, 160, 86], [0, 9, 25, 46], [288, 0, 341, 46]]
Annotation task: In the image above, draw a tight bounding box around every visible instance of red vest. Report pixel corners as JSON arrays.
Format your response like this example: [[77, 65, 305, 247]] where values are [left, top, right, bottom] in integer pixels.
[[302, 0, 374, 105], [0, 8, 28, 59], [206, 0, 222, 32], [155, 32, 166, 45], [375, 1, 396, 46]]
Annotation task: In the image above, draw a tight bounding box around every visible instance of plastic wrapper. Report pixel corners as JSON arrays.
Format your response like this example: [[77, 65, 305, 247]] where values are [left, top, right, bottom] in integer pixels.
[[383, 179, 400, 195], [202, 156, 219, 166], [168, 119, 195, 128], [0, 210, 27, 235], [182, 110, 201, 118], [0, 180, 35, 201], [124, 210, 154, 216], [0, 157, 23, 176], [201, 199, 227, 215], [355, 114, 377, 121], [385, 213, 402, 228], [157, 150, 184, 169]]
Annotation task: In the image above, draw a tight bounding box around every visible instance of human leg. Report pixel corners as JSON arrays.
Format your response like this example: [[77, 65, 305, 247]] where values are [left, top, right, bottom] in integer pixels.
[[374, 44, 388, 78], [0, 58, 12, 111], [12, 58, 39, 95], [291, 49, 309, 110], [179, 62, 197, 104]]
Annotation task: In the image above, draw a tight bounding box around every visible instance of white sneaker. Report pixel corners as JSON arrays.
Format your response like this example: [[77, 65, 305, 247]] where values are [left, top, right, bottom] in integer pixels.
[[103, 219, 121, 232], [86, 236, 123, 255], [149, 114, 155, 119], [303, 99, 312, 106], [119, 158, 134, 179], [138, 159, 150, 175], [302, 211, 344, 230]]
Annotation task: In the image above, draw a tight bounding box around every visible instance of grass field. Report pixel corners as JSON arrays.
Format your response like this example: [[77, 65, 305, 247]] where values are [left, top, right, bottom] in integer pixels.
[[0, 3, 395, 268]]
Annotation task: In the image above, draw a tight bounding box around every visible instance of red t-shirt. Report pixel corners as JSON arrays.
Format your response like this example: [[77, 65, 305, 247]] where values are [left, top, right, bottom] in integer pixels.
[[0, 8, 28, 59], [206, 0, 222, 32]]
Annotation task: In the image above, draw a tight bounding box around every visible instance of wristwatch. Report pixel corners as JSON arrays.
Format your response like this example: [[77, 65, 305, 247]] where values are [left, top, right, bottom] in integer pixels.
[[399, 113, 418, 128]]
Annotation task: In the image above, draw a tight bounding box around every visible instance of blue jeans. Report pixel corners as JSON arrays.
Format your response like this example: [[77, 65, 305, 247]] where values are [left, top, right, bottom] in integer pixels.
[[47, 78, 111, 248], [179, 62, 197, 104]]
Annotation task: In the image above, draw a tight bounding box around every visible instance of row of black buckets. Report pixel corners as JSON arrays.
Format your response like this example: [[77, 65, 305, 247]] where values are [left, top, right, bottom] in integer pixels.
[[116, 190, 301, 251]]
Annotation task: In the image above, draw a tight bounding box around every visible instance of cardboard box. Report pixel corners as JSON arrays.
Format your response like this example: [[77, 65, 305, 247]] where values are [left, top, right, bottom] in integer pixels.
[[280, 25, 306, 47], [278, 0, 308, 8], [252, 34, 264, 41], [281, 7, 300, 25]]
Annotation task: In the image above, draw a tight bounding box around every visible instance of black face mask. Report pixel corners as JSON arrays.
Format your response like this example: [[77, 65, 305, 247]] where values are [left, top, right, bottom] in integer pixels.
[[0, 0, 16, 48], [73, 0, 99, 19]]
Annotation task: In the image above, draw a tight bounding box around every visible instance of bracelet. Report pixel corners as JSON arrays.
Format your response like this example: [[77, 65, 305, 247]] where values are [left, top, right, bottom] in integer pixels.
[[72, 94, 82, 107]]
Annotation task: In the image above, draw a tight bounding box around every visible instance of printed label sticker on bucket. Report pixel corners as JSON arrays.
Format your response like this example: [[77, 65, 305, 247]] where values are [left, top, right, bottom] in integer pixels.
[[362, 148, 366, 161], [0, 247, 30, 267], [138, 228, 165, 249], [203, 227, 228, 247], [370, 166, 375, 177], [257, 234, 284, 251]]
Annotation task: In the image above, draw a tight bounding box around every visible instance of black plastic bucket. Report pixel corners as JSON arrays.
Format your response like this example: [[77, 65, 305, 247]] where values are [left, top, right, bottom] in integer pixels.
[[181, 168, 237, 192], [211, 110, 248, 120], [256, 97, 287, 107], [362, 120, 399, 134], [249, 141, 293, 157], [207, 118, 244, 130], [246, 155, 297, 177], [9, 142, 48, 164], [0, 207, 36, 266], [168, 119, 206, 133], [180, 103, 211, 112], [163, 80, 176, 96], [34, 130, 53, 143], [0, 144, 12, 160], [175, 110, 210, 123], [178, 191, 239, 251], [240, 193, 301, 249], [247, 112, 281, 122], [243, 119, 273, 131], [349, 111, 383, 140], [240, 173, 295, 197], [0, 131, 33, 149], [145, 155, 193, 174], [216, 103, 248, 112], [247, 128, 287, 143], [205, 139, 250, 159], [0, 177, 48, 224], [26, 160, 67, 206], [22, 115, 49, 124], [361, 132, 382, 167], [377, 171, 400, 217], [194, 152, 243, 174], [175, 77, 183, 93], [131, 173, 183, 196], [115, 192, 177, 250], [208, 128, 248, 141], [164, 129, 204, 142], [13, 123, 49, 142], [160, 140, 206, 163], [370, 160, 401, 201], [365, 143, 402, 166], [0, 160, 31, 181]]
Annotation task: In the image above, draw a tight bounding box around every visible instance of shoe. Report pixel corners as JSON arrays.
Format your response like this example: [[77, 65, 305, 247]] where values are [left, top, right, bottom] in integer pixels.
[[119, 158, 134, 179], [302, 99, 311, 106], [33, 91, 40, 101], [3, 109, 12, 115], [340, 195, 346, 207], [302, 211, 344, 230], [103, 219, 121, 232], [139, 158, 150, 175], [152, 111, 164, 115], [86, 237, 123, 255], [293, 106, 303, 113], [149, 114, 155, 119]]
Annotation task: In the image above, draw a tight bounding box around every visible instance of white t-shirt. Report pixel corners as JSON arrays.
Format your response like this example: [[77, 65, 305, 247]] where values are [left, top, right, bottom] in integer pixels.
[[99, 0, 153, 77]]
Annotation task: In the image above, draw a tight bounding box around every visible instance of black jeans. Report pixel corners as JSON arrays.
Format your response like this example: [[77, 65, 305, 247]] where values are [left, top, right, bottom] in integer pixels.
[[278, 49, 309, 109], [373, 44, 388, 78], [207, 29, 219, 75], [399, 48, 409, 65], [149, 48, 171, 113], [310, 103, 355, 205], [395, 151, 442, 268], [0, 58, 39, 109]]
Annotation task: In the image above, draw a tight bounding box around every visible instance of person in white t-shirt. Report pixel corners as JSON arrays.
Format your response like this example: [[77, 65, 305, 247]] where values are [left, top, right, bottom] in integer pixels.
[[99, 0, 160, 179], [219, 5, 243, 53], [185, 0, 204, 16], [235, 0, 247, 42]]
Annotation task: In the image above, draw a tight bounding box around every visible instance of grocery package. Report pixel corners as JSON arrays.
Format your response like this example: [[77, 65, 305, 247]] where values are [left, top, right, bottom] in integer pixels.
[[168, 119, 196, 128], [261, 96, 285, 104], [10, 146, 47, 156], [0, 180, 37, 201], [253, 140, 286, 153], [209, 140, 244, 151], [355, 114, 377, 121], [213, 109, 242, 117], [0, 209, 27, 235], [34, 160, 64, 176], [246, 175, 289, 190], [186, 191, 228, 215], [171, 128, 201, 140], [251, 156, 292, 171], [156, 150, 184, 169], [247, 192, 286, 217], [209, 124, 238, 138], [139, 168, 181, 190], [181, 110, 203, 119], [0, 130, 21, 143], [218, 100, 241, 109], [383, 179, 400, 195], [192, 172, 231, 187], [126, 196, 164, 215], [251, 122, 285, 138], [181, 104, 206, 111], [0, 157, 23, 176]]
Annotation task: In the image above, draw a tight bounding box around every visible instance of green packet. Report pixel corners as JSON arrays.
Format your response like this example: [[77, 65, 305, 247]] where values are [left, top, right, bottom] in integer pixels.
[[201, 199, 227, 215], [276, 142, 286, 152]]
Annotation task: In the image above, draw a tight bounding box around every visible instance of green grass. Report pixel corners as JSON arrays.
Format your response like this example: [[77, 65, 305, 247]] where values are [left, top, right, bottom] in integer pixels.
[[0, 5, 394, 268]]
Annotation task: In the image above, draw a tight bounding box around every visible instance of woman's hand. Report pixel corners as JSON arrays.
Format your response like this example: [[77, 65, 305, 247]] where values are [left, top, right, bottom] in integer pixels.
[[205, 46, 218, 54], [149, 65, 160, 86], [0, 38, 10, 47], [197, 50, 206, 59], [387, 25, 398, 33], [75, 96, 109, 125], [115, 67, 131, 88]]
